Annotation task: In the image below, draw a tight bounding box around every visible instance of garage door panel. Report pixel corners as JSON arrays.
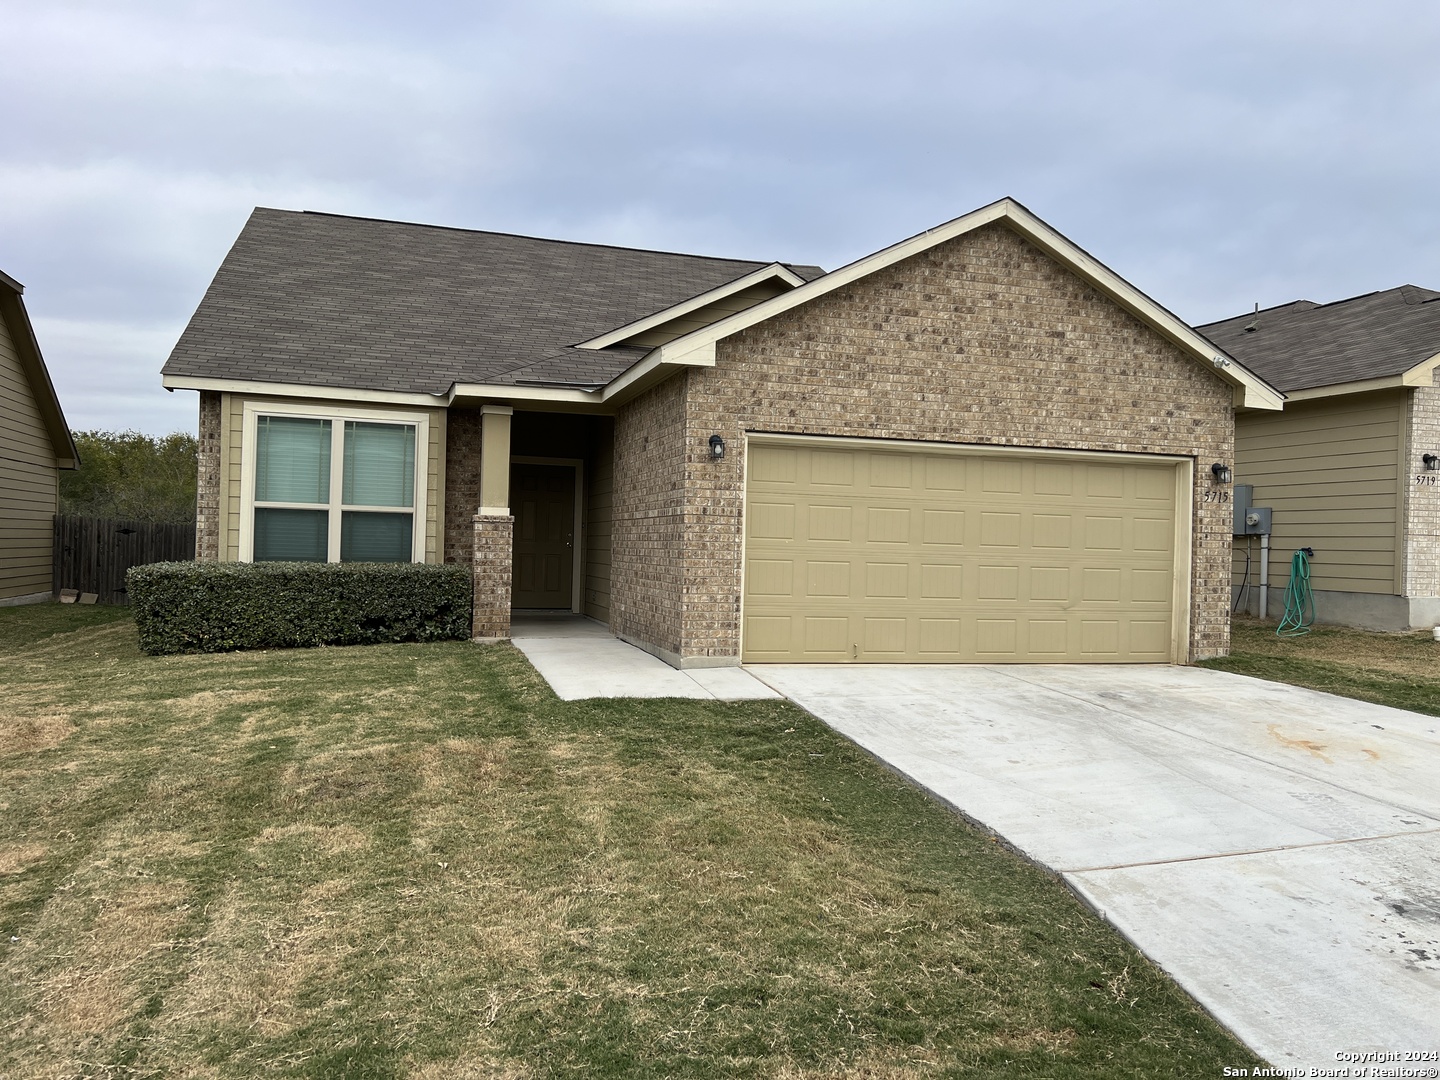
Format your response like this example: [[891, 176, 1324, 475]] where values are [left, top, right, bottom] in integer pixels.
[[924, 456, 967, 491], [744, 442, 1179, 663], [920, 564, 964, 599], [980, 512, 1021, 547], [921, 509, 965, 546], [747, 559, 794, 597], [808, 504, 852, 541], [867, 507, 911, 542], [806, 561, 851, 597]]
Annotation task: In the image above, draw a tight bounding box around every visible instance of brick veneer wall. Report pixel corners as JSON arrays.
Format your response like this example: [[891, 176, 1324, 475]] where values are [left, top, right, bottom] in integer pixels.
[[444, 409, 483, 564], [612, 222, 1235, 663], [196, 390, 221, 561], [610, 374, 688, 654], [1405, 385, 1440, 600], [472, 514, 514, 639]]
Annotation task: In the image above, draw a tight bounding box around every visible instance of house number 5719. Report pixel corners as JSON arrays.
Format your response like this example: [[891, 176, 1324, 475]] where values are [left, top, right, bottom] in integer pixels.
[[1416, 474, 1439, 486]]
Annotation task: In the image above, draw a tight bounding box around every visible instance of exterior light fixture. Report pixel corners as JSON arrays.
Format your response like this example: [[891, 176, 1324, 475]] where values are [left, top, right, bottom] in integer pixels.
[[1425, 454, 1440, 471], [1211, 462, 1232, 484], [709, 435, 725, 461]]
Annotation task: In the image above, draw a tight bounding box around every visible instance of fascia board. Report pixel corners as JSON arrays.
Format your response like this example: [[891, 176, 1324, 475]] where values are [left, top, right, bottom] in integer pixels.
[[624, 197, 1284, 412], [1282, 368, 1438, 403], [165, 374, 609, 409], [449, 383, 602, 405], [575, 263, 806, 351], [163, 374, 452, 408]]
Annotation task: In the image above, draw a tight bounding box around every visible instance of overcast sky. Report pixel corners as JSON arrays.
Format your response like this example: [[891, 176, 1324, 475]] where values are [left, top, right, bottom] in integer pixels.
[[5, 0, 1439, 435]]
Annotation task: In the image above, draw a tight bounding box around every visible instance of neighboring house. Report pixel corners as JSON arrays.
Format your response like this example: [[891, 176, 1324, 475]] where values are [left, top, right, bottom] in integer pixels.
[[161, 198, 1279, 666], [1, 270, 78, 606], [1201, 286, 1440, 631]]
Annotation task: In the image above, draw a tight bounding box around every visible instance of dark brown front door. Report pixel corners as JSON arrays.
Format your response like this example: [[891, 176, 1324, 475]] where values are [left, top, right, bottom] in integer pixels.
[[511, 463, 575, 609]]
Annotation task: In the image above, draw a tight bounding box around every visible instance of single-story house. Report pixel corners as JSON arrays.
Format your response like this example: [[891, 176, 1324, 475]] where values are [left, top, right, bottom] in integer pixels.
[[161, 198, 1280, 665], [1200, 286, 1440, 630], [1, 269, 78, 606]]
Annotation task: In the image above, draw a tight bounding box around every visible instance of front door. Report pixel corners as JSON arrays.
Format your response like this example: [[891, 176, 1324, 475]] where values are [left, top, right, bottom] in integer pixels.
[[511, 463, 575, 609]]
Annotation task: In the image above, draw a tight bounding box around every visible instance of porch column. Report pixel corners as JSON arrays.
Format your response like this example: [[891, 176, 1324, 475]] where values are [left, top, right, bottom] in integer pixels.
[[472, 405, 514, 642]]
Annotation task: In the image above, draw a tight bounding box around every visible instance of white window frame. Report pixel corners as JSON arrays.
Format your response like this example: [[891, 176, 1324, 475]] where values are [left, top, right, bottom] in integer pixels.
[[239, 399, 430, 564]]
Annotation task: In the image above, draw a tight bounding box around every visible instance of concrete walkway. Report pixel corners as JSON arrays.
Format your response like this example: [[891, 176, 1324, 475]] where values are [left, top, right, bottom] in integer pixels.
[[753, 664, 1440, 1072], [509, 614, 779, 701]]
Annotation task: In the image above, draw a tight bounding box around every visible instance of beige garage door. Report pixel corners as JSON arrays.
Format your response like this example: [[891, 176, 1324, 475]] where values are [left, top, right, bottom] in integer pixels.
[[742, 440, 1181, 663]]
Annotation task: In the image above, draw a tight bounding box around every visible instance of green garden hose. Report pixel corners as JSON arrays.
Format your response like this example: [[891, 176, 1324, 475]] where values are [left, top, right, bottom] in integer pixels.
[[1276, 547, 1315, 637]]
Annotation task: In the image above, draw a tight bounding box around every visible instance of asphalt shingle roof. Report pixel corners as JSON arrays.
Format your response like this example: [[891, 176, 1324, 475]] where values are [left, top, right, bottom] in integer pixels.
[[163, 209, 826, 395], [1198, 285, 1440, 394]]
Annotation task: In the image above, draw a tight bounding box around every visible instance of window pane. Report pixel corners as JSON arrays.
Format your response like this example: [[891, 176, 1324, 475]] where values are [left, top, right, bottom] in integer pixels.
[[256, 416, 331, 504], [343, 422, 415, 507], [254, 508, 329, 561], [341, 511, 413, 562]]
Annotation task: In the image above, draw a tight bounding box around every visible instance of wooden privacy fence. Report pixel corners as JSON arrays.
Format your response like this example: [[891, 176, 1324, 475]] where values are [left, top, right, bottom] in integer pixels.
[[53, 516, 196, 605]]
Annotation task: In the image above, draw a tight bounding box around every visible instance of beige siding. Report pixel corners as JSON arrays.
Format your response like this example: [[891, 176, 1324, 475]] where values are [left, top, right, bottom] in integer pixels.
[[0, 313, 59, 599], [583, 432, 613, 622], [624, 281, 793, 348], [218, 394, 445, 562], [1233, 392, 1404, 595]]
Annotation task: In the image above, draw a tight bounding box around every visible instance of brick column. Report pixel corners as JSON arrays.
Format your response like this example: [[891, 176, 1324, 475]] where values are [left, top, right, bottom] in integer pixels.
[[472, 513, 514, 641], [195, 391, 222, 561]]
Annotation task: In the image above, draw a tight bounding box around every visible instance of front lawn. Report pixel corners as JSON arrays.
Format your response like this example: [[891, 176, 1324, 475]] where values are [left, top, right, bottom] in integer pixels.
[[0, 604, 1251, 1078], [1200, 617, 1440, 717]]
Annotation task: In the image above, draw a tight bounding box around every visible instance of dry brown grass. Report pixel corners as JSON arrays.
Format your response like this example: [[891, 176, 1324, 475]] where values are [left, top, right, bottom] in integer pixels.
[[0, 605, 1251, 1078], [1205, 617, 1440, 717]]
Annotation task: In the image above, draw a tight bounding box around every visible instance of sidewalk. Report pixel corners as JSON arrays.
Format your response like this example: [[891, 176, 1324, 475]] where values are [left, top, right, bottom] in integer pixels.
[[508, 614, 780, 702]]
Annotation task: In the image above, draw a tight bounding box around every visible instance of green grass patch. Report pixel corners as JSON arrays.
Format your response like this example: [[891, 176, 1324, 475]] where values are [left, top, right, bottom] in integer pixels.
[[1200, 617, 1440, 717], [0, 600, 134, 652], [0, 606, 1253, 1077]]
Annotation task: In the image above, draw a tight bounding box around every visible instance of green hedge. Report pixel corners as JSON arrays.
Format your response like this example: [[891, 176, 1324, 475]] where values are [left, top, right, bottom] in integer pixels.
[[127, 561, 473, 655]]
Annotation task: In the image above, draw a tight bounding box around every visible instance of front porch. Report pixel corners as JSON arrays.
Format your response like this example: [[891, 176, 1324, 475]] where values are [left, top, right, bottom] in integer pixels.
[[446, 406, 615, 642]]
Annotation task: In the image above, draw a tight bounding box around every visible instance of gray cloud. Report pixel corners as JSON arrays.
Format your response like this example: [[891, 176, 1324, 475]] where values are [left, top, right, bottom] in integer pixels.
[[4, 0, 1438, 432]]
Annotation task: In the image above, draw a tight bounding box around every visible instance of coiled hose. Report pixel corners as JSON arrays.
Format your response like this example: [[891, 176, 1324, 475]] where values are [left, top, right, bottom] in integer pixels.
[[1276, 547, 1315, 637]]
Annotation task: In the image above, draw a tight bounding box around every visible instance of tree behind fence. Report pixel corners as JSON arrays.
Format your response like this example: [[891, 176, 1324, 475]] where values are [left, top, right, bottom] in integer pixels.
[[53, 515, 196, 605]]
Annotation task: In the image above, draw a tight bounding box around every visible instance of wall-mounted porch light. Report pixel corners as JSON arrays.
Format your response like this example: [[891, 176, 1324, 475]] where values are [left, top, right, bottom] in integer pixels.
[[1424, 453, 1440, 471], [1211, 462, 1233, 484], [709, 435, 726, 461]]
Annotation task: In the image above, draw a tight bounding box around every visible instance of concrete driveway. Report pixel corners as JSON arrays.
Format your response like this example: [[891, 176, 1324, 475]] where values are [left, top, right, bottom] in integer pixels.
[[753, 664, 1440, 1071]]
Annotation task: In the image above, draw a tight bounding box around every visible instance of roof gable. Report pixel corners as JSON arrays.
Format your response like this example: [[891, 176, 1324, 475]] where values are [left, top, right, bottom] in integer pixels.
[[612, 198, 1281, 410], [0, 272, 78, 468]]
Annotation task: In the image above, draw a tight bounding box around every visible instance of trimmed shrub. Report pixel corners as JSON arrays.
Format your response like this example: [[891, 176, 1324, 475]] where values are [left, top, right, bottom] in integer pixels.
[[127, 561, 473, 655]]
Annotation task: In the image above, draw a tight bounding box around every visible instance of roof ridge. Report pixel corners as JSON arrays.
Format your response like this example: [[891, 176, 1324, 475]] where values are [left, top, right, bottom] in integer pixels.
[[1199, 286, 1439, 328], [285, 208, 807, 270]]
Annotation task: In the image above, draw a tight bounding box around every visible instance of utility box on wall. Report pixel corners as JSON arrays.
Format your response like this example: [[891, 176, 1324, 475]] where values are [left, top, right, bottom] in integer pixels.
[[1231, 483, 1272, 536], [1233, 485, 1253, 536]]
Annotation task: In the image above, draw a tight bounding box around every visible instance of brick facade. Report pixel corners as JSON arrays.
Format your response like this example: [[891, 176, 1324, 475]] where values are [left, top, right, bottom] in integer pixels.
[[1405, 385, 1440, 601], [612, 223, 1235, 663], [196, 390, 221, 561], [445, 409, 483, 565], [610, 375, 688, 655], [472, 514, 514, 639]]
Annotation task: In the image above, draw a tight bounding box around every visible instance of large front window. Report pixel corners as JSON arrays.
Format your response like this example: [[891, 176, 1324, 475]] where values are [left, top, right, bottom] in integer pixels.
[[250, 412, 420, 563]]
